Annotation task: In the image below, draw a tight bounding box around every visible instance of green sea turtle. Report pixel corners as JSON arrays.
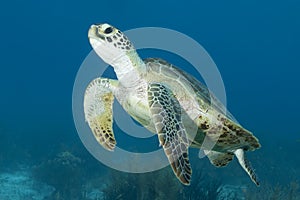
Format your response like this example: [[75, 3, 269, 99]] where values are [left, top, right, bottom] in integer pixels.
[[84, 23, 261, 186]]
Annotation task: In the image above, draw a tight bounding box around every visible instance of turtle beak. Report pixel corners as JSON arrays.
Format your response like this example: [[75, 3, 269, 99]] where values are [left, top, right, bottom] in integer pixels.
[[88, 25, 96, 39], [88, 24, 105, 41]]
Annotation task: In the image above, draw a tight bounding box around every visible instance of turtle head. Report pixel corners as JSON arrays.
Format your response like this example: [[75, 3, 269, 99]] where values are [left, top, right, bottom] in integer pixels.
[[88, 23, 134, 66]]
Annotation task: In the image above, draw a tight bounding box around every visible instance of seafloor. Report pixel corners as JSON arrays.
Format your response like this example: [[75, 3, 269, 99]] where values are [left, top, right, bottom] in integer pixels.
[[0, 126, 299, 200]]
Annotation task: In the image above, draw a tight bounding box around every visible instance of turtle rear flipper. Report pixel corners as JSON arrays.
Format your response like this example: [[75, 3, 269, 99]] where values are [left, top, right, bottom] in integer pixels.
[[84, 78, 118, 151], [234, 149, 260, 186], [148, 82, 192, 185], [205, 150, 234, 167]]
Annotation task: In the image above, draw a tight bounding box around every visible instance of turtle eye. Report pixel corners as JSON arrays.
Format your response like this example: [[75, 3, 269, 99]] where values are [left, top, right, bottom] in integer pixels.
[[104, 27, 113, 34]]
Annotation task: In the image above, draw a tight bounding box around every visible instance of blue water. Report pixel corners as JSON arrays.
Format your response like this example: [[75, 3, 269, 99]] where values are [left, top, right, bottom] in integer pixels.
[[0, 0, 299, 199]]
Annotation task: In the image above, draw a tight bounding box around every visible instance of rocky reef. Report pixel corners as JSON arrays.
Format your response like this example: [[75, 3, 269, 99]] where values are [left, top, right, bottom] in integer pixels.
[[102, 168, 221, 200], [33, 151, 85, 199], [244, 181, 300, 200]]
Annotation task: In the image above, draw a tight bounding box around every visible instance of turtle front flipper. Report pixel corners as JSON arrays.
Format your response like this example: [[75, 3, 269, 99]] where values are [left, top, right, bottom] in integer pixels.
[[84, 78, 117, 151], [148, 83, 192, 185]]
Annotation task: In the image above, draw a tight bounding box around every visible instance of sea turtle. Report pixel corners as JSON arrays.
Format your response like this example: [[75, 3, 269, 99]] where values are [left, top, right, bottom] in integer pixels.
[[84, 23, 261, 186]]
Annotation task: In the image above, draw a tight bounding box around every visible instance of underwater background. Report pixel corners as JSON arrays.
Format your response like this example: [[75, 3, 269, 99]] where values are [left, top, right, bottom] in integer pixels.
[[0, 0, 300, 199]]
